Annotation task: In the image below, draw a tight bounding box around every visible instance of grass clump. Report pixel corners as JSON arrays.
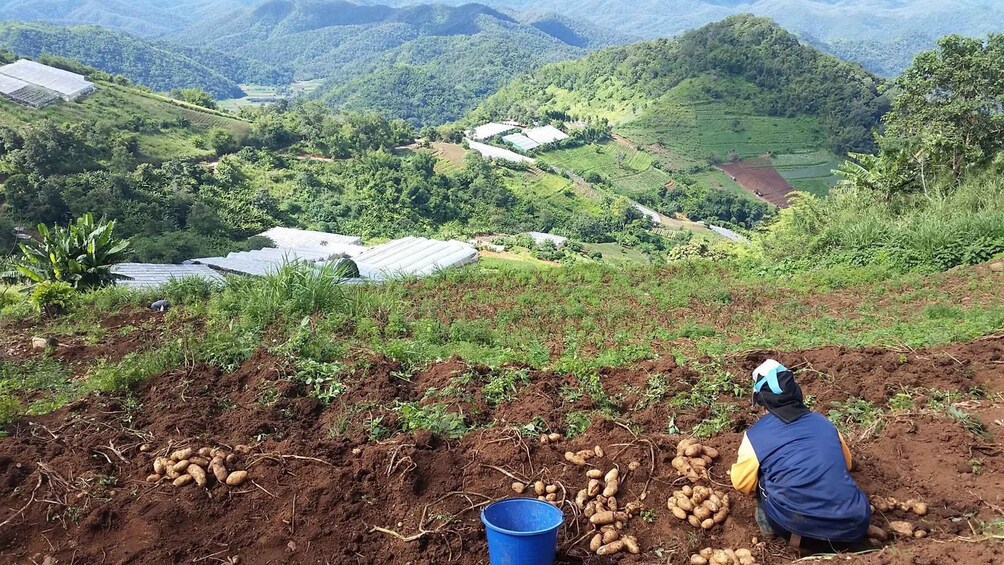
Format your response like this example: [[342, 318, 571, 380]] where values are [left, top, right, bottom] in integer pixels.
[[397, 402, 469, 439], [827, 398, 882, 433]]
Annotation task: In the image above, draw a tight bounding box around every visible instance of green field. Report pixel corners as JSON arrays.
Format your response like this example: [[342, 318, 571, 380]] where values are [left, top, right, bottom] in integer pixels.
[[619, 77, 825, 160], [537, 141, 673, 197], [772, 150, 843, 197], [505, 169, 605, 216], [0, 82, 250, 162]]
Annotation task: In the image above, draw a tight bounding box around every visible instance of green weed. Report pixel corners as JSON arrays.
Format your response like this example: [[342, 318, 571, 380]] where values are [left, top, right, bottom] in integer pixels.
[[693, 403, 736, 437], [397, 402, 469, 439], [565, 411, 592, 438], [828, 398, 882, 432], [294, 359, 346, 405], [483, 368, 531, 405]]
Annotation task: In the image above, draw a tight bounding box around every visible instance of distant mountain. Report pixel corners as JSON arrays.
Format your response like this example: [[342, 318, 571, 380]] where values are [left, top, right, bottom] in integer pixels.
[[0, 22, 293, 99], [377, 0, 1004, 76], [471, 15, 888, 156], [165, 0, 620, 124], [0, 0, 248, 37]]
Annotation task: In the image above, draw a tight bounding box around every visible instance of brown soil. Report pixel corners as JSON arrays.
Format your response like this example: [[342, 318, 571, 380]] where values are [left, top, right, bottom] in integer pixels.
[[1, 335, 1002, 564], [719, 159, 793, 208]]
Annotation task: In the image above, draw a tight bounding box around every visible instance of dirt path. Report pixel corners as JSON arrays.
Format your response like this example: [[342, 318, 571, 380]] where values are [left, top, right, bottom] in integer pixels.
[[1, 336, 1002, 564]]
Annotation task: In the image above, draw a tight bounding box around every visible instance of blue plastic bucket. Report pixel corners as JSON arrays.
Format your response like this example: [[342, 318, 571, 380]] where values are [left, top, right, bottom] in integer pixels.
[[481, 498, 564, 565]]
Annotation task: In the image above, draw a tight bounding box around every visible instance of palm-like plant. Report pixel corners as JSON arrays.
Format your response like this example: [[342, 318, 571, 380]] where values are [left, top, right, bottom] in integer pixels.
[[17, 214, 130, 290]]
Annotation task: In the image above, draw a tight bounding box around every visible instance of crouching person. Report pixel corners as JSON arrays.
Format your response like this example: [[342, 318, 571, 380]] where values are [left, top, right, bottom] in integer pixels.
[[730, 359, 870, 547]]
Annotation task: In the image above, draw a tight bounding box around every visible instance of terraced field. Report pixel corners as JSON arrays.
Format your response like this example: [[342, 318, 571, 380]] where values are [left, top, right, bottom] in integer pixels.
[[772, 150, 843, 196], [537, 141, 673, 197]]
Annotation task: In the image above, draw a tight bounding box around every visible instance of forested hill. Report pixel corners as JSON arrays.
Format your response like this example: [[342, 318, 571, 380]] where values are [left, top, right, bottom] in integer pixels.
[[0, 22, 276, 99], [470, 15, 888, 156], [164, 0, 616, 125]]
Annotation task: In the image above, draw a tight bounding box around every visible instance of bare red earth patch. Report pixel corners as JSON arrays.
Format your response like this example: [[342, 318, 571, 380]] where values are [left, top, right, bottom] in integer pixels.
[[0, 337, 1002, 564], [720, 159, 794, 207]]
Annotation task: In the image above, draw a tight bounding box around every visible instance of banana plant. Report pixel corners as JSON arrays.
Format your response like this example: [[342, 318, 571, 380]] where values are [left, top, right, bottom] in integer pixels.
[[17, 214, 130, 290]]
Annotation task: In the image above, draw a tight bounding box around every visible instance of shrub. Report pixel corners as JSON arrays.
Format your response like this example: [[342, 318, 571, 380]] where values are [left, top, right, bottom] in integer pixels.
[[18, 214, 129, 289], [0, 393, 23, 427], [29, 281, 77, 317]]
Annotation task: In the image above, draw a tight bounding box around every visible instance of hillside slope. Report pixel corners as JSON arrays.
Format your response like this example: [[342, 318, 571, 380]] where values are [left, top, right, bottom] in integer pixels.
[[0, 22, 251, 98], [472, 15, 887, 157], [0, 0, 246, 37]]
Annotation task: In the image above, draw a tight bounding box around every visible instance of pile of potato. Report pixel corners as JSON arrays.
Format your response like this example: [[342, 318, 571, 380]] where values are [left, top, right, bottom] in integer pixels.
[[690, 548, 758, 565], [564, 445, 606, 466], [569, 455, 645, 557], [538, 432, 563, 445], [870, 495, 928, 516], [146, 445, 249, 488], [511, 479, 565, 505], [672, 438, 719, 482], [667, 485, 730, 529]]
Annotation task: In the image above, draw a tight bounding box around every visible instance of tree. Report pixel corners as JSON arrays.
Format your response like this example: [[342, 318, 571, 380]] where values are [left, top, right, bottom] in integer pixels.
[[208, 129, 238, 156], [17, 214, 130, 290], [885, 34, 1004, 183], [171, 88, 217, 110]]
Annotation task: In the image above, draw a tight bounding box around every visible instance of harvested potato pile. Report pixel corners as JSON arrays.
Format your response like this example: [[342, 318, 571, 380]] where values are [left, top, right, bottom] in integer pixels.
[[565, 448, 645, 557], [667, 485, 730, 529], [867, 495, 931, 543], [511, 479, 565, 504], [690, 547, 758, 565], [870, 495, 928, 516], [146, 445, 250, 488], [563, 445, 605, 466], [672, 438, 718, 482], [538, 432, 563, 445]]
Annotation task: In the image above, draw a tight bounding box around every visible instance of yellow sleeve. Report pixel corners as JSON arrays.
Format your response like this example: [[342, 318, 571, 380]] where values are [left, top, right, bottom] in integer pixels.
[[838, 432, 853, 470], [730, 432, 760, 495]]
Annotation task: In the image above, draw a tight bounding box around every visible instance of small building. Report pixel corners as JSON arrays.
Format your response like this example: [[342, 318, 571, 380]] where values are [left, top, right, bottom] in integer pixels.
[[0, 60, 95, 101], [470, 122, 518, 141], [467, 139, 535, 164], [503, 133, 541, 152]]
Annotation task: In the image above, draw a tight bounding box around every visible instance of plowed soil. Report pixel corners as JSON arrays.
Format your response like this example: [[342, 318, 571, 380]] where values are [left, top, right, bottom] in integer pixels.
[[719, 159, 793, 208], [1, 334, 1002, 564]]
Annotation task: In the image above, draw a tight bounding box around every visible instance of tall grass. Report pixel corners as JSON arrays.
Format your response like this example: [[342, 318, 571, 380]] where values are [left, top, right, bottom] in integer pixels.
[[755, 174, 1004, 272]]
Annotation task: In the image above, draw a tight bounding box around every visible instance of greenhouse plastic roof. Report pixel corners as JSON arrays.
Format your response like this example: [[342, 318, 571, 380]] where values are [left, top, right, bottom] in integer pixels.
[[192, 247, 340, 276], [709, 225, 748, 243], [113, 263, 225, 288], [257, 227, 363, 256], [503, 133, 541, 151], [632, 203, 662, 225], [471, 122, 517, 140], [525, 125, 568, 145], [0, 74, 29, 95], [467, 140, 534, 163], [0, 60, 93, 97], [525, 232, 568, 247], [352, 237, 478, 279]]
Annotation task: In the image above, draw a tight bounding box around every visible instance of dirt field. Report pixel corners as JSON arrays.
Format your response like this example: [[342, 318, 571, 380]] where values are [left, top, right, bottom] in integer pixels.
[[1, 333, 1002, 564], [719, 159, 794, 208]]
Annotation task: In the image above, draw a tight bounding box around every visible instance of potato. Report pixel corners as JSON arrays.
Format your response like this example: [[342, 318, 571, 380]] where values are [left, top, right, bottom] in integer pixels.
[[586, 469, 604, 479], [701, 518, 715, 530], [911, 502, 928, 516], [146, 474, 162, 483], [700, 548, 714, 559], [604, 468, 619, 483], [624, 501, 643, 515], [676, 496, 694, 512], [198, 447, 213, 457], [548, 433, 562, 443], [172, 460, 190, 473], [188, 464, 207, 487], [153, 457, 169, 475], [575, 489, 588, 507], [170, 448, 193, 462], [165, 465, 180, 480], [596, 540, 625, 556], [534, 481, 546, 496], [539, 434, 550, 445], [623, 536, 640, 555], [564, 451, 586, 466], [603, 480, 618, 498], [691, 556, 709, 565], [513, 482, 526, 494], [703, 499, 719, 513], [688, 515, 702, 528], [889, 521, 914, 537], [189, 456, 210, 467], [173, 474, 193, 487], [139, 444, 152, 453], [685, 444, 703, 458], [867, 525, 888, 541], [735, 549, 752, 559], [914, 529, 928, 539], [713, 508, 729, 524], [225, 453, 237, 466], [590, 511, 616, 525], [545, 493, 557, 502], [583, 501, 596, 518], [576, 449, 595, 459], [628, 461, 640, 472], [703, 446, 719, 459], [210, 458, 228, 483], [545, 484, 558, 494], [589, 534, 603, 553], [739, 558, 755, 565], [226, 470, 248, 486], [234, 444, 251, 454], [601, 529, 619, 544], [672, 506, 688, 520], [693, 507, 711, 521], [594, 445, 605, 458]]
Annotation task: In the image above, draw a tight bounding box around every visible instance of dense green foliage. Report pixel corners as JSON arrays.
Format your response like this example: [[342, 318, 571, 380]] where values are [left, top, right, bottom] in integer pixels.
[[473, 15, 888, 156], [18, 214, 130, 289], [751, 33, 1004, 274], [0, 22, 246, 98]]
